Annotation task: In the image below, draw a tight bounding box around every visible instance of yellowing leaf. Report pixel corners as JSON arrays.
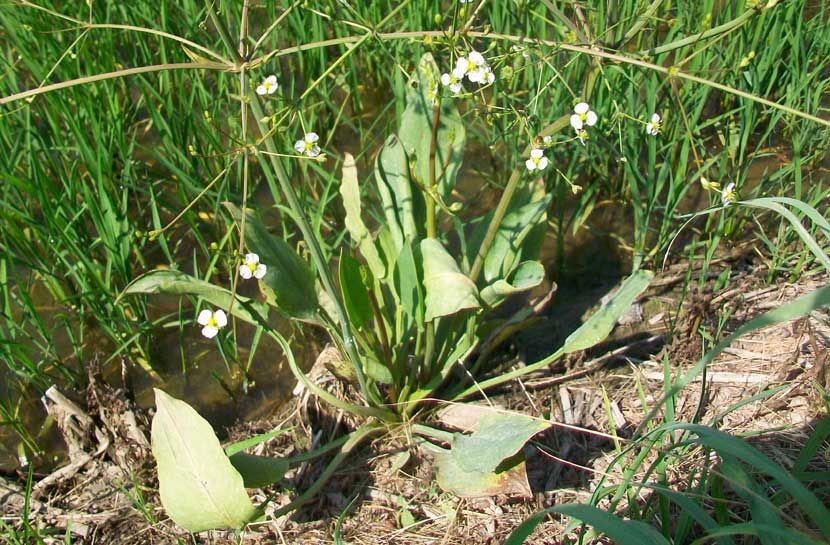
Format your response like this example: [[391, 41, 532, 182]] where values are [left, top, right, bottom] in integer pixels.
[[151, 389, 257, 532]]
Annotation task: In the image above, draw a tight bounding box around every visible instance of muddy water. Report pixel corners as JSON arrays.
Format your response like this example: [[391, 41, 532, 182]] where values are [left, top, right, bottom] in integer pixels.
[[0, 281, 309, 472]]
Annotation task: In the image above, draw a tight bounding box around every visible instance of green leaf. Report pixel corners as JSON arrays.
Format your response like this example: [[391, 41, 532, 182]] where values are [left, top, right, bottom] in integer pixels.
[[420, 238, 480, 321], [339, 251, 374, 329], [151, 389, 256, 532], [224, 203, 318, 320], [120, 269, 268, 326], [340, 153, 386, 279], [432, 412, 549, 498], [392, 238, 423, 341], [668, 423, 830, 537], [364, 354, 393, 385], [228, 453, 288, 489], [740, 197, 830, 274], [562, 269, 653, 353], [481, 189, 551, 283], [718, 459, 781, 545], [374, 135, 418, 253], [480, 261, 545, 307], [399, 53, 466, 201], [504, 503, 671, 545], [224, 428, 290, 457]]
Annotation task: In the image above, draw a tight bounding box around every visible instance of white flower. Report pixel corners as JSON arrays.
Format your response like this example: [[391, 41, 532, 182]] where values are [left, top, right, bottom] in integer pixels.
[[525, 148, 548, 171], [239, 252, 267, 280], [542, 135, 552, 145], [459, 0, 473, 3], [645, 113, 661, 136], [574, 127, 588, 146], [256, 75, 278, 96], [721, 182, 737, 206], [441, 68, 465, 95], [294, 132, 321, 157], [570, 102, 598, 131], [512, 44, 530, 58], [197, 308, 227, 339], [457, 51, 495, 85]]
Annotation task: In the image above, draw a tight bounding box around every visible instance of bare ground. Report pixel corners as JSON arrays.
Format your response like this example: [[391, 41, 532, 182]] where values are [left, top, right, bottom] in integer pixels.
[[3, 261, 829, 544]]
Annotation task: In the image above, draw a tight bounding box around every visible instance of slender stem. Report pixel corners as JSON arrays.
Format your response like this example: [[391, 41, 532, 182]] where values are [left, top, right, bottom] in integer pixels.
[[7, 28, 828, 128], [452, 348, 565, 401], [249, 30, 829, 127], [228, 0, 251, 320], [422, 101, 442, 380], [205, 2, 239, 66], [635, 8, 755, 57], [281, 434, 348, 465], [269, 423, 381, 518], [248, 95, 382, 408], [251, 0, 304, 54], [0, 62, 228, 105], [13, 0, 233, 65], [267, 328, 394, 420], [411, 423, 454, 444]]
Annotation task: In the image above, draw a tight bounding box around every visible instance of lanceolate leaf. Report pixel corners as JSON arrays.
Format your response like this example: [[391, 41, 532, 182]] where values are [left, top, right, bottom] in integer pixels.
[[120, 269, 268, 326], [374, 135, 418, 252], [504, 503, 671, 545], [562, 269, 653, 353], [151, 389, 256, 532], [340, 153, 386, 279], [482, 191, 551, 284], [339, 251, 374, 329], [420, 238, 479, 321], [224, 203, 318, 320], [399, 53, 466, 201]]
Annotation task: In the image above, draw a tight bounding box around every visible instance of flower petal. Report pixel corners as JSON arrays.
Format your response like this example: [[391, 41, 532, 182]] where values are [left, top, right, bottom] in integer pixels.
[[244, 252, 259, 264], [468, 51, 485, 65], [585, 111, 598, 126], [538, 157, 549, 171], [570, 114, 583, 130], [239, 265, 253, 279], [214, 309, 228, 328], [197, 309, 213, 325], [256, 85, 267, 96], [201, 325, 218, 339], [574, 102, 589, 114], [294, 140, 305, 153], [306, 132, 319, 143], [525, 159, 536, 171], [530, 148, 544, 159], [254, 264, 267, 279]]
